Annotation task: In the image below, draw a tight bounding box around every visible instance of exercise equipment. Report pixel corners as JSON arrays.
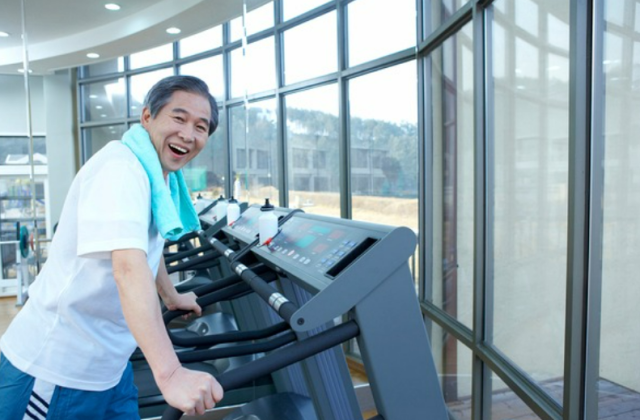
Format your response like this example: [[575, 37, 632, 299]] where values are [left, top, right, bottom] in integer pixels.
[[163, 199, 249, 279], [160, 209, 448, 420], [136, 204, 288, 417]]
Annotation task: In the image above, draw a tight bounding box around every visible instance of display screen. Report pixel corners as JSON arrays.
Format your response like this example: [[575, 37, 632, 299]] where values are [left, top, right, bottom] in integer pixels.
[[265, 217, 367, 277]]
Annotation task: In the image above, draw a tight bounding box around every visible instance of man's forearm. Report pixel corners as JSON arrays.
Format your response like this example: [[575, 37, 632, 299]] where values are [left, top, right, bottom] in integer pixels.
[[113, 249, 180, 384], [156, 254, 179, 304]]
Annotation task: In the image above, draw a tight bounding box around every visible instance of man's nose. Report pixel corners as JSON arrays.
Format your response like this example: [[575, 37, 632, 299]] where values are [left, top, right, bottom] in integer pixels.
[[179, 126, 196, 142]]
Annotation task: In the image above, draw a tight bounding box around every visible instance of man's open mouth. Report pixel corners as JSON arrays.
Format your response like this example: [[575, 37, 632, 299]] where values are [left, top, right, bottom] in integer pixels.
[[169, 144, 188, 156]]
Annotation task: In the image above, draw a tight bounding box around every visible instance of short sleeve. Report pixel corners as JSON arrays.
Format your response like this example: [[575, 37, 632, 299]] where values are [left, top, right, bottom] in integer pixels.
[[76, 159, 151, 259]]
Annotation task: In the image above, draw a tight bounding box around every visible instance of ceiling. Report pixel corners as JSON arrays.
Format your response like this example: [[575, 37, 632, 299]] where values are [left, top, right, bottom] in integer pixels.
[[0, 0, 269, 75]]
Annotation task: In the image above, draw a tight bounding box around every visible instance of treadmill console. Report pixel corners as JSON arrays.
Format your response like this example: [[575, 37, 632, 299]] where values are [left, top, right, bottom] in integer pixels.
[[263, 216, 377, 279]]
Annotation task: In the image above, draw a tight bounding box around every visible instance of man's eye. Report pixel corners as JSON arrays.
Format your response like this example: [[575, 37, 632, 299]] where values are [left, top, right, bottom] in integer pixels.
[[174, 116, 185, 122], [197, 125, 208, 132]]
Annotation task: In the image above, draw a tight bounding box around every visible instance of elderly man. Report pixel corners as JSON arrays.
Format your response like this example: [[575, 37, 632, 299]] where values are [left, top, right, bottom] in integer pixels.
[[0, 75, 223, 419]]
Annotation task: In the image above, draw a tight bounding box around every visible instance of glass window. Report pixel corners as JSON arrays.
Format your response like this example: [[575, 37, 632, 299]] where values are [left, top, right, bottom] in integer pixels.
[[349, 62, 418, 231], [490, 0, 569, 404], [431, 327, 473, 420], [229, 16, 243, 42], [0, 177, 47, 239], [130, 43, 173, 69], [180, 55, 225, 102], [284, 11, 337, 85], [547, 13, 569, 51], [283, 0, 330, 21], [81, 78, 126, 122], [599, 2, 640, 416], [179, 26, 223, 58], [424, 0, 471, 37], [605, 0, 625, 27], [348, 0, 416, 67], [82, 125, 127, 161], [229, 100, 279, 205], [0, 137, 47, 166], [229, 1, 274, 42], [515, 0, 538, 36], [490, 371, 543, 420], [129, 68, 175, 117], [81, 57, 124, 78], [428, 23, 474, 329], [230, 37, 276, 98], [285, 84, 340, 217], [184, 110, 227, 200]]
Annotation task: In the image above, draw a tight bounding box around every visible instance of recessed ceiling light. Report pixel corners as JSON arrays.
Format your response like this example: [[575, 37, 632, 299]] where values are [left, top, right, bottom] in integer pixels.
[[87, 52, 100, 59], [166, 27, 181, 35], [89, 94, 98, 99], [0, 31, 9, 37], [96, 105, 103, 109], [104, 3, 120, 11], [17, 68, 32, 74]]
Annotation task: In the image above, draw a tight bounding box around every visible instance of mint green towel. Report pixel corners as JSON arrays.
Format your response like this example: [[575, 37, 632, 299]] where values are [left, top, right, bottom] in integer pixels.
[[121, 124, 200, 241]]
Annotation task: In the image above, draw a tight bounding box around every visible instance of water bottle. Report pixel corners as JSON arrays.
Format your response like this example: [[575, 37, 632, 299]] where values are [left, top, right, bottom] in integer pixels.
[[258, 198, 277, 245], [193, 193, 207, 214], [226, 196, 240, 226], [214, 195, 228, 222], [233, 176, 242, 201]]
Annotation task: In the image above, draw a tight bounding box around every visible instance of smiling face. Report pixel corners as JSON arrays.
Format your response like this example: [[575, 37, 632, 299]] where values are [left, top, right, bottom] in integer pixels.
[[141, 90, 212, 177]]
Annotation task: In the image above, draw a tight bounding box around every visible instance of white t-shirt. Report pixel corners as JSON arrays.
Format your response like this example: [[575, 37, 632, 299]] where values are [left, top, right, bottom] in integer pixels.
[[0, 141, 165, 391]]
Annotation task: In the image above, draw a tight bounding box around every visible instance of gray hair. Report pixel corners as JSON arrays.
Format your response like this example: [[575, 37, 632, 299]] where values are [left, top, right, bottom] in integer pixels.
[[143, 75, 219, 135]]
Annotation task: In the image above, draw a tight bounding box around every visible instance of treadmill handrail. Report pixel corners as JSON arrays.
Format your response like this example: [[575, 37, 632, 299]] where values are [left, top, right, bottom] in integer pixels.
[[171, 321, 291, 349], [160, 320, 360, 420], [177, 329, 296, 364]]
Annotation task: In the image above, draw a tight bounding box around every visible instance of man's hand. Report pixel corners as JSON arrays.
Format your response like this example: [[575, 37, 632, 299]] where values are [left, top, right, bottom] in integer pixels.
[[164, 291, 202, 319], [158, 367, 224, 416]]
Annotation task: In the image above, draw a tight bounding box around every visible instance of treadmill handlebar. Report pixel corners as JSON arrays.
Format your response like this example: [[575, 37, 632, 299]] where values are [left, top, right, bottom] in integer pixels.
[[208, 235, 301, 323], [233, 262, 299, 323], [160, 320, 360, 420]]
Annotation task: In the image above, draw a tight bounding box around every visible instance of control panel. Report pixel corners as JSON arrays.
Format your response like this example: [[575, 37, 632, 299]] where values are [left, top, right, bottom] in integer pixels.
[[262, 216, 377, 279]]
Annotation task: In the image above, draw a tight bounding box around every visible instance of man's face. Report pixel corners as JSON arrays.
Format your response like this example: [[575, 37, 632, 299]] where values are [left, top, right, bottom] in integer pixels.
[[141, 90, 211, 176]]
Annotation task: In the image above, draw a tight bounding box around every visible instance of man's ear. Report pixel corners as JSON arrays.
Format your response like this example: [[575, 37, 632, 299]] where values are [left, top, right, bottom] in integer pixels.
[[140, 107, 152, 127]]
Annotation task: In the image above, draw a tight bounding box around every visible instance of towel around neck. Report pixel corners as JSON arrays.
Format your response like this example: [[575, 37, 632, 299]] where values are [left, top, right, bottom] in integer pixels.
[[121, 124, 201, 240]]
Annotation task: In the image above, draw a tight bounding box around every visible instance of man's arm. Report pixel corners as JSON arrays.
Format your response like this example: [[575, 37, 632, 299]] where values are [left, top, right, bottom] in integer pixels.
[[156, 254, 201, 315], [112, 249, 223, 416]]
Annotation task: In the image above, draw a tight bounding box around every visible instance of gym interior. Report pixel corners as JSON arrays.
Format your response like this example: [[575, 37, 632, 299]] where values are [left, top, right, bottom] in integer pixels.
[[0, 0, 638, 419]]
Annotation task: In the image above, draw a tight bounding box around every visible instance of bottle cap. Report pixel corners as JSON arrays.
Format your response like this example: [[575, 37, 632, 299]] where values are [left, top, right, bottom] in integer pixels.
[[228, 196, 238, 204], [261, 198, 274, 211]]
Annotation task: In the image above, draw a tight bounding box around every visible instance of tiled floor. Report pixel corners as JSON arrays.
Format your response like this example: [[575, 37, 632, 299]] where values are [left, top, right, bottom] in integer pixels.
[[448, 377, 640, 420]]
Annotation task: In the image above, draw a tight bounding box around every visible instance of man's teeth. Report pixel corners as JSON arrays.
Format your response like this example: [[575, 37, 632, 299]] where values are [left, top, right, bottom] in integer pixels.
[[169, 144, 187, 154]]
